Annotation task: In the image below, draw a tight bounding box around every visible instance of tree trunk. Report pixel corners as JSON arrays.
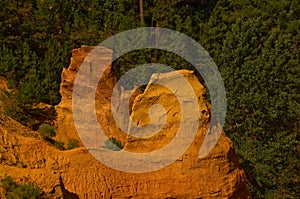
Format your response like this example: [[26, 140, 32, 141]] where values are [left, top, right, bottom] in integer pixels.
[[139, 0, 145, 24]]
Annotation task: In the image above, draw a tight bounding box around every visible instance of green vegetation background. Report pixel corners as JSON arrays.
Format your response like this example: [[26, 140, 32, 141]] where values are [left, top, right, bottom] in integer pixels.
[[1, 0, 299, 197]]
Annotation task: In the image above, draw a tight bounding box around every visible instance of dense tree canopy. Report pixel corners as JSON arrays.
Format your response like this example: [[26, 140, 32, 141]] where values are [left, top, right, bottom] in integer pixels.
[[0, 0, 299, 197]]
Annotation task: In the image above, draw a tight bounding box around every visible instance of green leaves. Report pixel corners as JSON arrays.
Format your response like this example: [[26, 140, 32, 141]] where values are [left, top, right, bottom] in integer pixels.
[[67, 139, 80, 150], [207, 2, 300, 197], [1, 175, 42, 199], [104, 137, 124, 151], [38, 123, 56, 140]]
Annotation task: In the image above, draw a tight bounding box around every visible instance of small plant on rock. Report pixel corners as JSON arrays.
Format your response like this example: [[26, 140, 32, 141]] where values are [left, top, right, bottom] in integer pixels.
[[67, 139, 80, 150], [103, 137, 124, 151], [38, 123, 56, 140], [1, 175, 42, 199], [53, 141, 65, 150]]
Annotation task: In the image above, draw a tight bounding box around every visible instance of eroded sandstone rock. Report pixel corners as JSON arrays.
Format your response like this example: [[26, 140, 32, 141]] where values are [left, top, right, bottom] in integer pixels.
[[56, 46, 118, 146], [0, 46, 251, 198]]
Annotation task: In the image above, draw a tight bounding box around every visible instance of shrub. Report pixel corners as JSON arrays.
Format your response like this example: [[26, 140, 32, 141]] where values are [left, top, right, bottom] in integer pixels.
[[53, 141, 65, 150], [1, 175, 42, 199], [38, 124, 56, 140], [67, 139, 80, 150], [104, 137, 124, 151]]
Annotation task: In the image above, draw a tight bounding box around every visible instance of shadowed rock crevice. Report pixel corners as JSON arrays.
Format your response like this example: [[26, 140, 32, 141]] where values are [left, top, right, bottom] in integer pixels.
[[59, 176, 79, 199]]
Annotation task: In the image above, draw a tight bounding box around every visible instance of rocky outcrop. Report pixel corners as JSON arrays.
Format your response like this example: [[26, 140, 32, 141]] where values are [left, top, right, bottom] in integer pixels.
[[55, 46, 117, 145], [56, 46, 140, 146], [0, 46, 251, 198], [0, 111, 250, 198]]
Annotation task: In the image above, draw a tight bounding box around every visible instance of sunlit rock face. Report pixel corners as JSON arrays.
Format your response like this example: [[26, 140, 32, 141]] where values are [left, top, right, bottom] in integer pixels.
[[0, 46, 251, 199]]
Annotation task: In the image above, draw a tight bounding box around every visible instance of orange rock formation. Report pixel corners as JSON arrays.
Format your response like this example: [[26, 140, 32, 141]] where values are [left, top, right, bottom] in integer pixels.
[[0, 46, 251, 198]]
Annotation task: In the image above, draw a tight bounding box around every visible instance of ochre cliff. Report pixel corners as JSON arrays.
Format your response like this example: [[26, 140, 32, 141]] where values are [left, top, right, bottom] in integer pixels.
[[55, 46, 117, 145], [56, 46, 141, 147], [0, 46, 251, 198]]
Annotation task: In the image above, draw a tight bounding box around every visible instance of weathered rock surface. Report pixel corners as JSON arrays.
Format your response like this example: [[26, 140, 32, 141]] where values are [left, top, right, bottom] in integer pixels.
[[56, 46, 140, 146], [0, 46, 251, 198], [55, 46, 115, 145], [0, 113, 251, 198]]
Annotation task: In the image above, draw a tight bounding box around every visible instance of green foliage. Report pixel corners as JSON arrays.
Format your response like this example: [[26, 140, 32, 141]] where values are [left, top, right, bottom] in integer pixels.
[[38, 124, 65, 150], [202, 1, 300, 197], [67, 139, 80, 150], [38, 124, 56, 140], [1, 175, 42, 199], [104, 137, 124, 151], [113, 49, 193, 89], [53, 141, 65, 150], [0, 90, 25, 122]]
